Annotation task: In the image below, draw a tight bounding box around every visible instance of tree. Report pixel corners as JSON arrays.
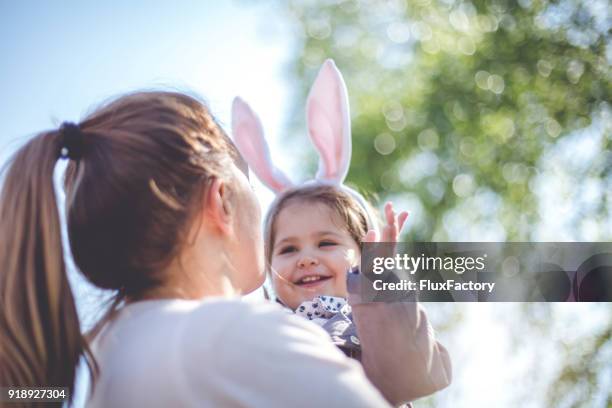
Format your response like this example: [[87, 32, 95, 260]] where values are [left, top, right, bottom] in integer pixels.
[[275, 0, 610, 241]]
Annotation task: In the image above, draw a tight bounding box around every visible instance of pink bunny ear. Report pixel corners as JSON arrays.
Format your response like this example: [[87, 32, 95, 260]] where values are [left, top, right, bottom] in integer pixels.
[[306, 59, 352, 184], [231, 97, 293, 193]]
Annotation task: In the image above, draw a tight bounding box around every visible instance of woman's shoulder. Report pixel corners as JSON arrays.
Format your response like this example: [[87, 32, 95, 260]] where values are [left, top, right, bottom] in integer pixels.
[[178, 299, 391, 407], [184, 298, 331, 345], [186, 297, 291, 322]]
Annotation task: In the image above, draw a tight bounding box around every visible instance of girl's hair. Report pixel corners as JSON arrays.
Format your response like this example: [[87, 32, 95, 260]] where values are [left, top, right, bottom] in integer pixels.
[[0, 91, 239, 402], [263, 184, 375, 268]]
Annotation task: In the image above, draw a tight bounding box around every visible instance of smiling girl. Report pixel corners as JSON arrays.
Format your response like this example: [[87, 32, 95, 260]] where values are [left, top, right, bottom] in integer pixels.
[[266, 186, 372, 310], [264, 182, 407, 337]]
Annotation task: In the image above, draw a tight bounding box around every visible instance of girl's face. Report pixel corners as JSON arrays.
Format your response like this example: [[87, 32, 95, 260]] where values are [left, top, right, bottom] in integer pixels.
[[270, 201, 360, 310]]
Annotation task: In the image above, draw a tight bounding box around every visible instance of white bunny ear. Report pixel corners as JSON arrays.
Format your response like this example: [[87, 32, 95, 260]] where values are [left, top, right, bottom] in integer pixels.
[[306, 59, 352, 184], [231, 97, 293, 193]]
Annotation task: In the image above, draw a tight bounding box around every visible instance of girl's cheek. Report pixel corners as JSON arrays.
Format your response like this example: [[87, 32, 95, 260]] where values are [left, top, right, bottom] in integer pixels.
[[271, 268, 288, 289], [271, 259, 290, 278]]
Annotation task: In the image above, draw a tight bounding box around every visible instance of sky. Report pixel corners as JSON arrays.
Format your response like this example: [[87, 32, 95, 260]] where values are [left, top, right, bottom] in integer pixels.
[[0, 1, 294, 187]]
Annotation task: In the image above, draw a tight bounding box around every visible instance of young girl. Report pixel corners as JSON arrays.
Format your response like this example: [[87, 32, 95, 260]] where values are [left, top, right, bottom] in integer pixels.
[[266, 186, 404, 324], [232, 59, 452, 406]]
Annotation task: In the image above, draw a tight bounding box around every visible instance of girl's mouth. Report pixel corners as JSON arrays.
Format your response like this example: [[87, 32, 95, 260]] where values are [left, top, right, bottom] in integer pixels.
[[294, 275, 332, 287]]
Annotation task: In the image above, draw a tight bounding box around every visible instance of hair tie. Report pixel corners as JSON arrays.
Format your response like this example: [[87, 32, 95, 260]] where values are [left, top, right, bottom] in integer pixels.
[[59, 122, 84, 160]]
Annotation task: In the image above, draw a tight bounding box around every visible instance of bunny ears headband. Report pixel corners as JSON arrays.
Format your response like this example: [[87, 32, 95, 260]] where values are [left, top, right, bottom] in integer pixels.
[[231, 59, 376, 229]]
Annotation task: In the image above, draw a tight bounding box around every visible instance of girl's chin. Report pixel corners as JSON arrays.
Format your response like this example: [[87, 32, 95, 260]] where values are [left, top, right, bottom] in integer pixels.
[[296, 280, 343, 300], [277, 279, 346, 309]]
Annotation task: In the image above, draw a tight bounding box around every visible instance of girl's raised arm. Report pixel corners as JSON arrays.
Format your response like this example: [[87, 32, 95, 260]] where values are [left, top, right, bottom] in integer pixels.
[[352, 202, 452, 406]]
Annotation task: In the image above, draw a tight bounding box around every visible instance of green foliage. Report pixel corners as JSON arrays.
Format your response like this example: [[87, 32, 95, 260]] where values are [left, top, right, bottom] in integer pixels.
[[276, 0, 611, 241]]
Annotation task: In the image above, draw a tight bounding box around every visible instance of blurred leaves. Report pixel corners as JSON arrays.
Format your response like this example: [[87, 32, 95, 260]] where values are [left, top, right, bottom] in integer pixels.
[[275, 0, 611, 241]]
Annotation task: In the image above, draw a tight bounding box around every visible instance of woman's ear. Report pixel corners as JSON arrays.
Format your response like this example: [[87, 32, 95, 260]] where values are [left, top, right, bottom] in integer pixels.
[[204, 178, 233, 236]]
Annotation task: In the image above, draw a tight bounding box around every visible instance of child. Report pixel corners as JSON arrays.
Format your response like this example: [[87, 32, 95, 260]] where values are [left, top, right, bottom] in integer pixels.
[[265, 184, 407, 354], [232, 59, 452, 406]]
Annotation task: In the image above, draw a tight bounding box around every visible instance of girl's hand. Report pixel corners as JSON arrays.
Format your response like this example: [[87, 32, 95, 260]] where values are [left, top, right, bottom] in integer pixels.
[[363, 202, 409, 243]]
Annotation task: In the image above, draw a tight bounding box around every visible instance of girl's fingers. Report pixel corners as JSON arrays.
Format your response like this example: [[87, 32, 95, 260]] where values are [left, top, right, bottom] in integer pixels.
[[384, 202, 396, 227], [398, 211, 409, 233], [381, 227, 393, 242], [363, 229, 378, 243], [381, 202, 409, 241]]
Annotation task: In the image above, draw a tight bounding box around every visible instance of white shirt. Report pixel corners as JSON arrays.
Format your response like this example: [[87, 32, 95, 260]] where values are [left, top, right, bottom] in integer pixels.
[[87, 298, 389, 408]]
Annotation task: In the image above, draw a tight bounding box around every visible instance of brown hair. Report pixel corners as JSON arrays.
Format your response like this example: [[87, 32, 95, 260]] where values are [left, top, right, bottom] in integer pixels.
[[0, 91, 238, 404], [263, 184, 375, 269]]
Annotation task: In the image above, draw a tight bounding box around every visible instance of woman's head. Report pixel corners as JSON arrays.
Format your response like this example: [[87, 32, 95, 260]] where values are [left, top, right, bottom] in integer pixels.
[[0, 91, 264, 395], [63, 91, 263, 296], [264, 184, 372, 309]]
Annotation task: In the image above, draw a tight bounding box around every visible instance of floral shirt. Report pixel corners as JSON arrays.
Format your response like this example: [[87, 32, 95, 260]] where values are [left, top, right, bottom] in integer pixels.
[[294, 295, 361, 358]]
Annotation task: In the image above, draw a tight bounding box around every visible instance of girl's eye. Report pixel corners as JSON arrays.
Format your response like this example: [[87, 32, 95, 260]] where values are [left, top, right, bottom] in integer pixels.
[[319, 241, 337, 247], [278, 245, 297, 255]]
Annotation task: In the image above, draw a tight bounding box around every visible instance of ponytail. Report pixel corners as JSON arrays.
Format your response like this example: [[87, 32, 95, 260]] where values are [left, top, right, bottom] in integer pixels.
[[0, 131, 94, 404]]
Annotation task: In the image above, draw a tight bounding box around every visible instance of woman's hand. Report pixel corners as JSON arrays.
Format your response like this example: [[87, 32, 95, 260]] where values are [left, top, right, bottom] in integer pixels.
[[363, 202, 409, 243]]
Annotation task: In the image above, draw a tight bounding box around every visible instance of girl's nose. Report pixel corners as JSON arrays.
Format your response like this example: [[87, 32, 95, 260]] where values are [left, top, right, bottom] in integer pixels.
[[297, 255, 319, 268]]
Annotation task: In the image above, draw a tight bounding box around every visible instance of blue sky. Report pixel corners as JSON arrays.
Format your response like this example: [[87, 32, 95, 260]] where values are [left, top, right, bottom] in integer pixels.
[[0, 1, 293, 178]]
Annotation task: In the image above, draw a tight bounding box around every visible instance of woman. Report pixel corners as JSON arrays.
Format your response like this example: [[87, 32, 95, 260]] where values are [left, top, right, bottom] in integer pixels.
[[0, 91, 389, 407]]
